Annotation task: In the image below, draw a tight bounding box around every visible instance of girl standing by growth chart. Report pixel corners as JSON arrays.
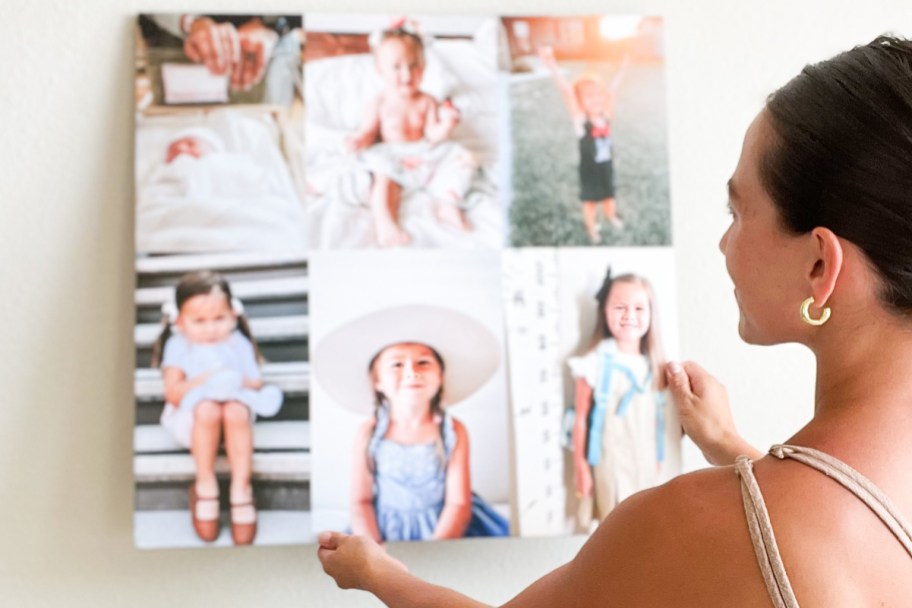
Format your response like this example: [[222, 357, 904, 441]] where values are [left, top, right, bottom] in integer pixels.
[[568, 268, 670, 528]]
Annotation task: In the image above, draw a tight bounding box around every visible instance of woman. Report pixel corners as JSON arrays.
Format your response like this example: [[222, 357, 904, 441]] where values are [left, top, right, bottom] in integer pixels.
[[318, 36, 912, 606]]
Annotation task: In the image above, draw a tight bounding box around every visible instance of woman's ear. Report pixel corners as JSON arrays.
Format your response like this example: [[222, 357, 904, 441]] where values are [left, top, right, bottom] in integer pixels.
[[808, 227, 844, 308]]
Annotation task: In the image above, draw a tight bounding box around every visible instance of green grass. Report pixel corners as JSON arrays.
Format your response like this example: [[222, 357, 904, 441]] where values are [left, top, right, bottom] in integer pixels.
[[508, 62, 671, 247]]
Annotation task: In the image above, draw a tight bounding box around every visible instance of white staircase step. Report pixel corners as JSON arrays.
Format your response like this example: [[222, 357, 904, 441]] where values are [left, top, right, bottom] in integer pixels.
[[134, 451, 310, 483], [135, 315, 309, 347], [135, 421, 310, 453], [134, 510, 316, 548], [135, 362, 310, 399], [136, 252, 307, 275], [136, 277, 310, 307]]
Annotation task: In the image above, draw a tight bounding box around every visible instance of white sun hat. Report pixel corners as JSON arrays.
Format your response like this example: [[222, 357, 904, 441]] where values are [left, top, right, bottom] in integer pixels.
[[313, 305, 501, 415]]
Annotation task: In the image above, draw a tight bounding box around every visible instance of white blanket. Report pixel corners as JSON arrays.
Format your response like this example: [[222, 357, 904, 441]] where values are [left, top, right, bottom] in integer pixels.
[[303, 38, 504, 249], [135, 110, 307, 254]]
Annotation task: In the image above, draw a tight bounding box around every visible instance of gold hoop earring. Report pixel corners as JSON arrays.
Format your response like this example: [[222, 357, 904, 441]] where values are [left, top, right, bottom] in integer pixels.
[[800, 296, 831, 326]]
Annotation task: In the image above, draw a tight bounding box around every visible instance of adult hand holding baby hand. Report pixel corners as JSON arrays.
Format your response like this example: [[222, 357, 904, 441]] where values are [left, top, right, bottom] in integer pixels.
[[184, 17, 240, 76], [232, 19, 278, 92], [318, 531, 407, 592], [665, 361, 761, 465]]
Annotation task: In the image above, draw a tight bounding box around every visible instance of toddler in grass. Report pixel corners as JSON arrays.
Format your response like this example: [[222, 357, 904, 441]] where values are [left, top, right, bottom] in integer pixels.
[[540, 46, 629, 244], [346, 22, 477, 247]]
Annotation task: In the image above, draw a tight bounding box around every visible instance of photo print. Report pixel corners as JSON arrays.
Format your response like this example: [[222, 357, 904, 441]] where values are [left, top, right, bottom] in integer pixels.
[[502, 16, 671, 247], [302, 15, 505, 249], [502, 247, 681, 537], [132, 253, 311, 548], [309, 250, 512, 542], [135, 14, 307, 255]]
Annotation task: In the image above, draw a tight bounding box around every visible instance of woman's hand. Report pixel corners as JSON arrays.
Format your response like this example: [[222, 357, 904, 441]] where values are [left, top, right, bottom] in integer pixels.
[[665, 361, 761, 465], [184, 17, 239, 76], [318, 531, 407, 591]]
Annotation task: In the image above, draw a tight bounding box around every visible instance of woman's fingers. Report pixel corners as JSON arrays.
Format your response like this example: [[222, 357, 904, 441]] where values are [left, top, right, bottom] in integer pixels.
[[319, 530, 341, 549], [665, 361, 693, 401]]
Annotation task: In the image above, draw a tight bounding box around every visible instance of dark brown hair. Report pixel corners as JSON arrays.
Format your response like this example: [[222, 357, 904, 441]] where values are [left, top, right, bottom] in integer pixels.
[[150, 270, 262, 367], [762, 36, 912, 316]]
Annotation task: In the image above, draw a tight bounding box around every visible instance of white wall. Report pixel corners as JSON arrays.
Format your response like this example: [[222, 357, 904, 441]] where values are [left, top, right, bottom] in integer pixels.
[[2, 0, 907, 605]]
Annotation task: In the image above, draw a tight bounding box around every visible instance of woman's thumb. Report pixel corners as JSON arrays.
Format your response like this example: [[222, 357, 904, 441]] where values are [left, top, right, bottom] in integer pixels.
[[318, 531, 340, 549], [665, 361, 692, 398]]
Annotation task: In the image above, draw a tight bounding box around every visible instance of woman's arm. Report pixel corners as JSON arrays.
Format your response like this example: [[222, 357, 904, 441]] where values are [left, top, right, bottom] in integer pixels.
[[571, 378, 594, 497], [320, 470, 738, 607], [350, 420, 383, 543], [319, 532, 492, 607], [161, 366, 210, 406], [432, 419, 472, 540]]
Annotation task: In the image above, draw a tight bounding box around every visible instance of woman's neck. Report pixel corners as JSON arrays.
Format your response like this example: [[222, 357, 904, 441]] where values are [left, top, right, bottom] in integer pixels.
[[796, 316, 912, 454]]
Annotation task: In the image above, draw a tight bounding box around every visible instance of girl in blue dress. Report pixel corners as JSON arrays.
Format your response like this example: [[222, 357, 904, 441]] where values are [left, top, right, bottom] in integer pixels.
[[150, 270, 283, 545], [314, 305, 510, 542]]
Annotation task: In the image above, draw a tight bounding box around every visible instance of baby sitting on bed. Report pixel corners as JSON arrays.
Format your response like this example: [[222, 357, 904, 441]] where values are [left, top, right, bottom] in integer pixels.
[[346, 22, 477, 247]]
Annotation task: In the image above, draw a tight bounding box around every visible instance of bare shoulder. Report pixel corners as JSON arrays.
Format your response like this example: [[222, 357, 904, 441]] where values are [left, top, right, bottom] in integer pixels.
[[556, 467, 771, 607]]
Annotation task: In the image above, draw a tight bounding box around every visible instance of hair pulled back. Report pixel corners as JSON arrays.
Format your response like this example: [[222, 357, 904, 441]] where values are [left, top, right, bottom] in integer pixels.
[[762, 35, 912, 315]]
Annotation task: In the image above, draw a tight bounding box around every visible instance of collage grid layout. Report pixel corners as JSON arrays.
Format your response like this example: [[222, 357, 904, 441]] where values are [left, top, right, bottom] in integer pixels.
[[132, 12, 678, 549]]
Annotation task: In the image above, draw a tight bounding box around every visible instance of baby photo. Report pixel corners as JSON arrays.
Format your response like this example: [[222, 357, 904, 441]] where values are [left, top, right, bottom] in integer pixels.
[[309, 250, 512, 541], [135, 15, 307, 255], [302, 15, 504, 249], [502, 247, 681, 537], [502, 16, 671, 247], [136, 14, 303, 108], [133, 253, 311, 548]]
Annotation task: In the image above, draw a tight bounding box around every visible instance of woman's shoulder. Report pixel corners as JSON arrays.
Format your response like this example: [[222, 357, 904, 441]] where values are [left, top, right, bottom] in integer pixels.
[[556, 465, 772, 607]]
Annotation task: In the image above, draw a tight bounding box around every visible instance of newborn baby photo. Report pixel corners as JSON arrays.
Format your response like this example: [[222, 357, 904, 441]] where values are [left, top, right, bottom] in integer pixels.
[[135, 14, 307, 255]]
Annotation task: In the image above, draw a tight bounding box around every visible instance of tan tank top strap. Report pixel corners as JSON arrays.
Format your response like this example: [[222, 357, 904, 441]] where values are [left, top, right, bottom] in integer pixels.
[[770, 444, 912, 557], [735, 455, 800, 608]]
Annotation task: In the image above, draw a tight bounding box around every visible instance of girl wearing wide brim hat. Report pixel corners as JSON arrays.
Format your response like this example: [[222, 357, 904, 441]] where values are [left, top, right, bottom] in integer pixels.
[[313, 305, 510, 542]]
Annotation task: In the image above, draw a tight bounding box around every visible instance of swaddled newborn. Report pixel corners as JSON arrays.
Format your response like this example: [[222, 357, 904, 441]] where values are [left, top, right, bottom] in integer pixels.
[[136, 111, 307, 253]]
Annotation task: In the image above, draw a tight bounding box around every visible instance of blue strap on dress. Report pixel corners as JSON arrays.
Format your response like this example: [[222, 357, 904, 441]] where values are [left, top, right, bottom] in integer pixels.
[[367, 406, 509, 540], [587, 349, 664, 466]]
